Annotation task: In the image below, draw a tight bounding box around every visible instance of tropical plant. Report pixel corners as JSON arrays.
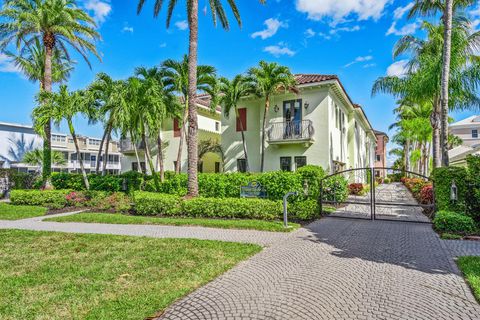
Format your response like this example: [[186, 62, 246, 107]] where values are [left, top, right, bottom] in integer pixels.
[[137, 0, 265, 196], [23, 148, 67, 168], [0, 134, 36, 163], [247, 61, 297, 172], [218, 75, 253, 171], [33, 86, 94, 189], [160, 56, 216, 174], [0, 0, 101, 186]]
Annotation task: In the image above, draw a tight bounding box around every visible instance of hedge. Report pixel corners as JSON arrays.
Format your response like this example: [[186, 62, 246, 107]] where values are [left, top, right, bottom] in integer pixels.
[[321, 175, 348, 202], [433, 210, 476, 234], [133, 191, 319, 221], [432, 167, 467, 212], [466, 155, 480, 222], [10, 189, 70, 209]]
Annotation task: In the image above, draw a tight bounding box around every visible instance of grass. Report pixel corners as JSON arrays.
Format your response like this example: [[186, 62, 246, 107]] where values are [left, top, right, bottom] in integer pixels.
[[440, 233, 463, 240], [457, 256, 480, 302], [322, 206, 336, 214], [0, 203, 47, 220], [0, 229, 261, 320], [45, 212, 300, 232]]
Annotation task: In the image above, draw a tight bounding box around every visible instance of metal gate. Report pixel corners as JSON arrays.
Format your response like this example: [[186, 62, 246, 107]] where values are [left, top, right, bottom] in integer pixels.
[[319, 167, 435, 223]]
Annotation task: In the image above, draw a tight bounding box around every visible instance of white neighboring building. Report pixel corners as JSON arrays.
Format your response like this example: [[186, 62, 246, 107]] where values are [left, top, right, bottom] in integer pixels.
[[0, 121, 121, 174], [449, 115, 480, 166]]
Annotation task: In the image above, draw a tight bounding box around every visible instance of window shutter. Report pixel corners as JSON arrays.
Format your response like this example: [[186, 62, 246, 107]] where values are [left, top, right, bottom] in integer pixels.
[[173, 118, 181, 137], [236, 108, 247, 132]]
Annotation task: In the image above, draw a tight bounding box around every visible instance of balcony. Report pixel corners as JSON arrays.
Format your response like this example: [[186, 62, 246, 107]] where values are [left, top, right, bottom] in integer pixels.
[[119, 139, 146, 153], [267, 120, 315, 145]]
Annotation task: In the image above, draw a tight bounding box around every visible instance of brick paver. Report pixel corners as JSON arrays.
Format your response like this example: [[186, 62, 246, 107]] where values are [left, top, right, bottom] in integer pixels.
[[159, 218, 480, 320]]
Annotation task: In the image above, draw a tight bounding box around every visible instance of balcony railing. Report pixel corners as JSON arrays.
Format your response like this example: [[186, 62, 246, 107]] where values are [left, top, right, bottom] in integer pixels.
[[119, 139, 146, 153], [267, 120, 315, 143]]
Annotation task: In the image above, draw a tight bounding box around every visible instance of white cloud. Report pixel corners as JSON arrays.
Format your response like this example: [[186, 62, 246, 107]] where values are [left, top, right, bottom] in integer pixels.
[[393, 2, 413, 20], [386, 60, 408, 77], [386, 21, 419, 36], [175, 20, 188, 31], [344, 55, 373, 67], [295, 0, 392, 23], [305, 28, 316, 38], [84, 0, 111, 24], [0, 53, 21, 73], [470, 5, 480, 30], [363, 63, 376, 68], [252, 18, 287, 40], [330, 25, 360, 35], [263, 43, 296, 57], [159, 42, 167, 48], [318, 32, 332, 40], [122, 26, 134, 33]]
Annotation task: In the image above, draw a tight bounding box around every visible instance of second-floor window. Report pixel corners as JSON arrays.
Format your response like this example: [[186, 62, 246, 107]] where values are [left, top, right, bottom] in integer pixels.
[[376, 154, 381, 162], [236, 108, 247, 132], [472, 129, 478, 138]]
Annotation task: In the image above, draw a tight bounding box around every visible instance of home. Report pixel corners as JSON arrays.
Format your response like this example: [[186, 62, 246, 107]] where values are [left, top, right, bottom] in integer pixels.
[[448, 115, 480, 166], [221, 74, 377, 173], [0, 121, 121, 174], [120, 94, 223, 174]]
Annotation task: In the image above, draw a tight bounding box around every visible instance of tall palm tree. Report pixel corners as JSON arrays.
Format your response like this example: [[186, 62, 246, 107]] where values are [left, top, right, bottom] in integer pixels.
[[218, 75, 253, 172], [137, 0, 264, 196], [33, 86, 93, 189], [161, 56, 215, 174], [88, 73, 125, 175], [247, 61, 297, 172], [0, 0, 101, 186], [408, 0, 476, 166]]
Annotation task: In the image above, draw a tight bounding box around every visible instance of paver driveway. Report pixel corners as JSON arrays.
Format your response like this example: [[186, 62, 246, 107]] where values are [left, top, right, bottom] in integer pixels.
[[159, 218, 480, 320]]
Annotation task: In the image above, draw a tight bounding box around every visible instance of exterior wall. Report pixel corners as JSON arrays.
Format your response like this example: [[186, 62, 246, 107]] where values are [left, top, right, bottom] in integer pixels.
[[221, 85, 376, 174], [374, 133, 388, 177], [450, 127, 480, 147]]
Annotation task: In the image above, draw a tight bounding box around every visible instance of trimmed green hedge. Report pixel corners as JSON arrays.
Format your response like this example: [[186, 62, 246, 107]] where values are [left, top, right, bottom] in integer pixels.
[[433, 210, 476, 234], [432, 167, 467, 212], [466, 155, 480, 222], [134, 192, 182, 216], [321, 175, 349, 202], [10, 189, 70, 209]]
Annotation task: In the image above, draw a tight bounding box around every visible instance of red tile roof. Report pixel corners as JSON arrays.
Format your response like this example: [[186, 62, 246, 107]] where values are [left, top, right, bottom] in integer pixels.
[[294, 74, 338, 85]]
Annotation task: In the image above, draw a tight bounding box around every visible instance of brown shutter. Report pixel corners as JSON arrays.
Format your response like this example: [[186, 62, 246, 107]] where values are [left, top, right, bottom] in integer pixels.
[[236, 108, 247, 132], [173, 118, 181, 137]]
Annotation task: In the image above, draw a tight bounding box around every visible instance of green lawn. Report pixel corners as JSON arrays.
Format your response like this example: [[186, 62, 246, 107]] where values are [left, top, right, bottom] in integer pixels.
[[0, 203, 47, 220], [457, 256, 480, 302], [45, 212, 300, 232], [0, 229, 261, 320]]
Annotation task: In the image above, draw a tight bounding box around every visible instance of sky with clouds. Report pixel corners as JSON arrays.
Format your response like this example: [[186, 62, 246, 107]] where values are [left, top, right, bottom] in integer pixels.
[[1, 0, 479, 162]]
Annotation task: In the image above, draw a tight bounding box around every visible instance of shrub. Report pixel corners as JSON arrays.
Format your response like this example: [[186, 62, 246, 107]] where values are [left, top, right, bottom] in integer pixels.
[[10, 189, 69, 209], [433, 210, 476, 234], [89, 174, 121, 192], [256, 171, 303, 201], [288, 199, 320, 220], [65, 191, 88, 207], [181, 197, 282, 220], [134, 192, 182, 216], [383, 177, 391, 184], [52, 173, 85, 190], [157, 174, 188, 196], [89, 192, 131, 213], [322, 175, 348, 202], [466, 155, 480, 222], [419, 185, 434, 205], [388, 173, 403, 182], [348, 183, 364, 195], [120, 171, 144, 193], [432, 167, 467, 212], [296, 165, 325, 199]]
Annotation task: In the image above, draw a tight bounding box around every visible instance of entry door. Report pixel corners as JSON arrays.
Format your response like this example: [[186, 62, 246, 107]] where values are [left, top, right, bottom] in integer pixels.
[[283, 99, 302, 138]]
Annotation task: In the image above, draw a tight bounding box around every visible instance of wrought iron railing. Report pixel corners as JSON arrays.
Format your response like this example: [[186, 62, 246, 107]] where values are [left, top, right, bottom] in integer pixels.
[[267, 120, 314, 142]]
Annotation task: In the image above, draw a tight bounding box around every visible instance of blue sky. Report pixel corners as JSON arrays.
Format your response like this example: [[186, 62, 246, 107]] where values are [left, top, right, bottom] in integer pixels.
[[1, 0, 479, 154]]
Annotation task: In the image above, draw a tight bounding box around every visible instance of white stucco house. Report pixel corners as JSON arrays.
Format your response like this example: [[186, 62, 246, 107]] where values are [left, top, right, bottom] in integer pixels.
[[221, 74, 377, 173], [448, 115, 480, 166]]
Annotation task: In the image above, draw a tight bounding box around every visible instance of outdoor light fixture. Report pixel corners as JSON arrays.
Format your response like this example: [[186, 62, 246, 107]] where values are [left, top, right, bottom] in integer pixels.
[[273, 104, 279, 113], [304, 101, 309, 109], [450, 180, 458, 202]]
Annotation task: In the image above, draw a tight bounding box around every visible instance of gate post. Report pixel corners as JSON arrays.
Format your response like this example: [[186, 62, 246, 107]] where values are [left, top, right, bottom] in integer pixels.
[[370, 167, 375, 220]]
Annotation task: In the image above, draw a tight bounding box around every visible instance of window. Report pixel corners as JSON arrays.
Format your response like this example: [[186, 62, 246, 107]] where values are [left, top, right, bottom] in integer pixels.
[[237, 159, 247, 173], [376, 154, 381, 162], [215, 162, 221, 173], [52, 134, 66, 143], [473, 129, 478, 138], [215, 121, 220, 132], [236, 108, 247, 132], [89, 139, 101, 146], [173, 118, 181, 137], [294, 156, 307, 170], [280, 157, 292, 171]]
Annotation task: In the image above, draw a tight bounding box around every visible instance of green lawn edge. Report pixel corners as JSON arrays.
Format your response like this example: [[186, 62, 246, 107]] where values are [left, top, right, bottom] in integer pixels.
[[457, 256, 480, 302], [45, 212, 301, 232], [0, 203, 47, 220]]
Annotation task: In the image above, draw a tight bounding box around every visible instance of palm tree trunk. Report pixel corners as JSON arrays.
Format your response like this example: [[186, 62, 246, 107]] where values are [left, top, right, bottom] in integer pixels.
[[431, 99, 441, 168], [236, 108, 249, 172], [157, 132, 165, 182], [440, 0, 453, 167], [69, 122, 89, 190], [405, 139, 410, 173], [176, 110, 188, 174], [133, 142, 142, 173], [95, 125, 109, 173], [426, 142, 431, 176], [260, 95, 270, 172], [101, 129, 112, 176], [42, 33, 55, 189], [187, 0, 199, 196], [142, 132, 160, 191]]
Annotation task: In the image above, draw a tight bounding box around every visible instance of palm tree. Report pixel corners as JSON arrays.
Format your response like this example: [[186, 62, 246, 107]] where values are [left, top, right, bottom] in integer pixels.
[[137, 0, 264, 196], [88, 73, 125, 175], [217, 75, 253, 171], [33, 86, 93, 189], [408, 0, 476, 166], [247, 61, 297, 172], [23, 148, 67, 169], [0, 0, 101, 186]]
